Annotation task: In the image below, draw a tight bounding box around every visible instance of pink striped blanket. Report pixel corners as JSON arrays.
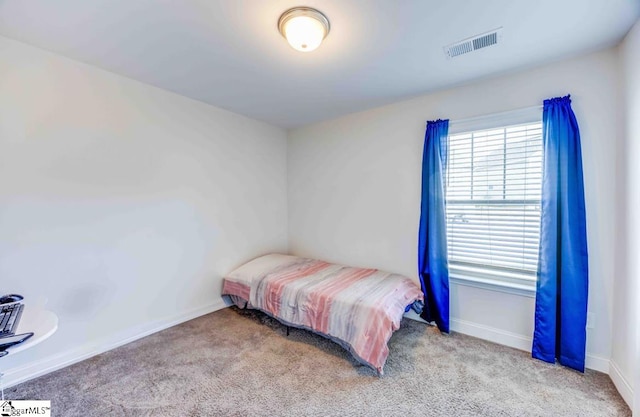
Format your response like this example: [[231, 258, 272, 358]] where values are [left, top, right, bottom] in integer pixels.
[[222, 254, 423, 374]]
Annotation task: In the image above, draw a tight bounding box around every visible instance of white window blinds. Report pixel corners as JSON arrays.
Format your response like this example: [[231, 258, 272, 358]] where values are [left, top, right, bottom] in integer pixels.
[[445, 122, 543, 284]]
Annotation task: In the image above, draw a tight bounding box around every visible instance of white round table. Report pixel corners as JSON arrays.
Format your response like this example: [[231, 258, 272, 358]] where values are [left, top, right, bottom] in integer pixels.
[[2, 305, 58, 356], [0, 305, 57, 400]]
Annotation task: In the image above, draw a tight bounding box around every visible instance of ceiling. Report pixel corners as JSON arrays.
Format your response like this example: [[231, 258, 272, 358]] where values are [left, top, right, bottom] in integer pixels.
[[1, 1, 638, 129]]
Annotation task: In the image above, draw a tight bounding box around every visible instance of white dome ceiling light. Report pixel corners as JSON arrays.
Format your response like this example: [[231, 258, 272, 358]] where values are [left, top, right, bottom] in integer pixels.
[[278, 7, 330, 52]]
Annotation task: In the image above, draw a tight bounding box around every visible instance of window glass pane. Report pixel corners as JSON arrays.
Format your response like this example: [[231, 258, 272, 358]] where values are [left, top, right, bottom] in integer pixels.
[[445, 121, 543, 282]]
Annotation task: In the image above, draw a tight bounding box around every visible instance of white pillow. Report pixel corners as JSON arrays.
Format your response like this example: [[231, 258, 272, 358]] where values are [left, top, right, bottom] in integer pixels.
[[225, 254, 300, 286]]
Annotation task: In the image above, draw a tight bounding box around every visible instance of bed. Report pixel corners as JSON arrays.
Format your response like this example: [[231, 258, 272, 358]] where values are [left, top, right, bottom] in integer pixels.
[[221, 254, 423, 375]]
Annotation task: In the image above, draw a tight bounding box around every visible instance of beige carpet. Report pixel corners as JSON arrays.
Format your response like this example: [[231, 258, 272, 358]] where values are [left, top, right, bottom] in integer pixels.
[[6, 307, 629, 416]]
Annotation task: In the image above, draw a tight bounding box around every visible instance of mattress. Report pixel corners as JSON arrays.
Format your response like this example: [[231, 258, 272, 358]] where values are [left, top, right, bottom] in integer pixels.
[[222, 254, 423, 374]]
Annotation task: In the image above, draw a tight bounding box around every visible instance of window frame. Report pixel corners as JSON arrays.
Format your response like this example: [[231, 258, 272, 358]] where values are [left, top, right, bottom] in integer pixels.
[[446, 107, 543, 296]]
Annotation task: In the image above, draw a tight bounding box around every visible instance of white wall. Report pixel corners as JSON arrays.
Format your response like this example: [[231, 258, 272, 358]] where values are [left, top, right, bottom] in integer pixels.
[[0, 36, 288, 385], [288, 48, 621, 373], [615, 19, 640, 414]]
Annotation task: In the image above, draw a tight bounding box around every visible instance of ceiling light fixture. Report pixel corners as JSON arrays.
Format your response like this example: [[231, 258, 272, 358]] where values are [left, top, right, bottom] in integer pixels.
[[278, 7, 330, 52]]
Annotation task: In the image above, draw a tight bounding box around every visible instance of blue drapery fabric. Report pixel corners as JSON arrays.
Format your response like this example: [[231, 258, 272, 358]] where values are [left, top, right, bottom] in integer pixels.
[[418, 119, 450, 333], [532, 95, 589, 372]]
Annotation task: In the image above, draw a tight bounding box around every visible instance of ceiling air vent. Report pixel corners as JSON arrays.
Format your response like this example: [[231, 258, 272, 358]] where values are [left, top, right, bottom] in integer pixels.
[[444, 28, 503, 58]]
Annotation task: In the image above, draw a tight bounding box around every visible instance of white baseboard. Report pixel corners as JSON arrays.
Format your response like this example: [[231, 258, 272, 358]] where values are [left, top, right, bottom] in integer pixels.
[[450, 318, 533, 352], [404, 314, 610, 373], [609, 360, 634, 408], [2, 299, 228, 388], [585, 354, 611, 375]]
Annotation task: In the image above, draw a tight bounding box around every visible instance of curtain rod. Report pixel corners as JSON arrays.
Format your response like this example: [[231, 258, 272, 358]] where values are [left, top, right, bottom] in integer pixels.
[[448, 104, 543, 126]]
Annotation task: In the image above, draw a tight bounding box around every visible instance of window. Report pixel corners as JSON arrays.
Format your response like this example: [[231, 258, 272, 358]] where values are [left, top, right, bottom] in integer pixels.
[[446, 121, 543, 290]]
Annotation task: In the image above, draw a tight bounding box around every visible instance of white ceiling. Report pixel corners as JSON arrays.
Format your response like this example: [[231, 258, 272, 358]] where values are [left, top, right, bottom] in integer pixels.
[[1, 0, 638, 128]]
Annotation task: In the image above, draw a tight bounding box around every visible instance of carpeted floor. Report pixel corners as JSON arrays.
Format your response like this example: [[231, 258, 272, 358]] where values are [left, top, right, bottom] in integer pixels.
[[6, 307, 630, 416]]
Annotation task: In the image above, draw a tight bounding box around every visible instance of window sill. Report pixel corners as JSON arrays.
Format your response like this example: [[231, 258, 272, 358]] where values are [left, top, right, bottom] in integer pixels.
[[450, 272, 537, 298]]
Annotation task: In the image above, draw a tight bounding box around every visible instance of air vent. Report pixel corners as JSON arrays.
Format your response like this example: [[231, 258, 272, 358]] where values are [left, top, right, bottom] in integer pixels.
[[444, 28, 503, 58]]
